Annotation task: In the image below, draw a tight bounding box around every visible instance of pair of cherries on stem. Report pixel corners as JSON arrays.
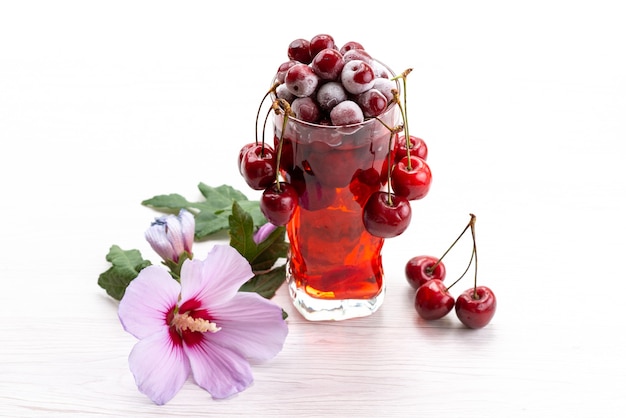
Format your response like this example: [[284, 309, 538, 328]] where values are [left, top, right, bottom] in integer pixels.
[[362, 70, 432, 239], [239, 144, 298, 226], [239, 94, 299, 227], [405, 213, 497, 329]]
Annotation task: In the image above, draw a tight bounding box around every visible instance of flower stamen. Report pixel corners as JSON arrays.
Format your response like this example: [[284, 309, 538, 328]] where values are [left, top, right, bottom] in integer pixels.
[[172, 312, 221, 333]]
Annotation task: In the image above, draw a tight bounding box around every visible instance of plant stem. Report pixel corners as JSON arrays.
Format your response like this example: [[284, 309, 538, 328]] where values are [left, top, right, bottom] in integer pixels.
[[271, 99, 293, 192], [428, 214, 473, 273], [391, 69, 414, 165], [375, 117, 403, 206], [446, 246, 475, 291], [400, 69, 412, 161], [255, 81, 280, 147], [432, 213, 476, 292], [391, 88, 413, 171], [469, 213, 478, 298], [260, 105, 274, 158], [386, 130, 394, 205]]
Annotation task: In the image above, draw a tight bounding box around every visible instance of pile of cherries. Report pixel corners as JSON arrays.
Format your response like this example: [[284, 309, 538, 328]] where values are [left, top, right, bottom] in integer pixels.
[[238, 33, 432, 239], [275, 34, 395, 125], [405, 214, 497, 329]]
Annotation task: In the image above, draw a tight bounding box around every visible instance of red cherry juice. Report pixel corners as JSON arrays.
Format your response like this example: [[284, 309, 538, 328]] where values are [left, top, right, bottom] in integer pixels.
[[274, 106, 398, 301]]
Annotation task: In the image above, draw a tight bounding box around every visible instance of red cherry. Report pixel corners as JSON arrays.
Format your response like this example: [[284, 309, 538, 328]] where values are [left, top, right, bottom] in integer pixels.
[[311, 48, 345, 80], [395, 134, 428, 163], [414, 279, 455, 320], [291, 96, 321, 123], [276, 60, 298, 83], [342, 49, 373, 65], [285, 63, 320, 98], [349, 167, 382, 206], [330, 100, 364, 125], [391, 155, 432, 200], [405, 255, 446, 290], [240, 144, 276, 190], [357, 88, 388, 117], [455, 286, 497, 329], [287, 38, 312, 64], [341, 59, 375, 94], [260, 182, 299, 226], [238, 142, 257, 175], [339, 41, 365, 55], [362, 191, 412, 238], [310, 34, 336, 58]]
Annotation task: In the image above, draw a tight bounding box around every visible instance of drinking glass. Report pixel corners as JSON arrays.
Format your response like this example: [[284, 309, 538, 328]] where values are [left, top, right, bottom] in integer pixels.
[[273, 74, 400, 320]]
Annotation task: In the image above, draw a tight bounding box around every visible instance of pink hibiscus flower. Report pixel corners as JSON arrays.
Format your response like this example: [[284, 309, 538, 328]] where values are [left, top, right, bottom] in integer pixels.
[[118, 244, 289, 405]]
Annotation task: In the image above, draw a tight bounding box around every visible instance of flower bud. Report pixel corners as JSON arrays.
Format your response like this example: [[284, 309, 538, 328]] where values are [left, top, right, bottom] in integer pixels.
[[145, 209, 194, 263], [253, 222, 277, 245]]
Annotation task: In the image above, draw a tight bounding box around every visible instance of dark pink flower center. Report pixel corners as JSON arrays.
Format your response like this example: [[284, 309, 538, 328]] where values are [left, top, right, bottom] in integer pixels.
[[168, 298, 220, 347]]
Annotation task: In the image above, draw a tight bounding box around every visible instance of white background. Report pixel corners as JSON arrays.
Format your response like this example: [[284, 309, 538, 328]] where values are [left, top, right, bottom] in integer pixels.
[[1, 1, 625, 417]]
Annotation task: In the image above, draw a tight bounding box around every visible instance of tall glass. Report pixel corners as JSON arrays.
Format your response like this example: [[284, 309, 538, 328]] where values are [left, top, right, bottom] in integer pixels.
[[273, 77, 400, 321]]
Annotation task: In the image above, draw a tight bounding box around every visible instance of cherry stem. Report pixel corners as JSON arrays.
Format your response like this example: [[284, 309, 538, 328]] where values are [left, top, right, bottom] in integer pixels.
[[259, 105, 274, 158], [385, 130, 394, 204], [391, 89, 412, 171], [375, 117, 404, 206], [391, 69, 414, 166], [255, 81, 280, 148], [469, 213, 479, 298], [446, 246, 475, 292], [428, 214, 472, 273], [272, 98, 293, 192], [424, 213, 476, 292]]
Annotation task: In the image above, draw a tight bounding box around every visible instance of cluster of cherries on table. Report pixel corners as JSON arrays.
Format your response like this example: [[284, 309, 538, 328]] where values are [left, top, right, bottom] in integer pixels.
[[405, 214, 497, 329], [238, 33, 432, 239]]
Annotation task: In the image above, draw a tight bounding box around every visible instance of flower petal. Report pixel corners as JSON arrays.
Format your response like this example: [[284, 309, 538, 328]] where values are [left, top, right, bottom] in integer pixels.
[[145, 218, 178, 262], [180, 245, 253, 308], [118, 265, 180, 339], [164, 215, 185, 259], [128, 329, 190, 405], [178, 209, 195, 254], [209, 291, 288, 362], [185, 337, 253, 399]]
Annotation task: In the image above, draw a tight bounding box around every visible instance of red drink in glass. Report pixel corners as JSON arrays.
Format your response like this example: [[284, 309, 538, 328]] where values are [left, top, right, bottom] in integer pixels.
[[273, 79, 399, 320]]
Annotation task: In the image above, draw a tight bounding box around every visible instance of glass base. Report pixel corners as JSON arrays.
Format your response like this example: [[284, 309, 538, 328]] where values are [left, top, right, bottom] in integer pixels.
[[287, 274, 385, 321]]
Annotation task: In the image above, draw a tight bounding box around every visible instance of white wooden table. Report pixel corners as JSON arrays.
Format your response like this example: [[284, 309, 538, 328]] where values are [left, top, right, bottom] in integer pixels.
[[2, 2, 625, 417]]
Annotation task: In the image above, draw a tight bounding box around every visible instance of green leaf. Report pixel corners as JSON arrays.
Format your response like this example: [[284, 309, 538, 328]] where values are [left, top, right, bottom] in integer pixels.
[[198, 183, 249, 208], [229, 200, 257, 261], [228, 201, 288, 301], [97, 245, 152, 300], [239, 264, 287, 299], [236, 200, 267, 226], [194, 209, 230, 238], [140, 193, 193, 213], [227, 199, 289, 267], [142, 183, 264, 240]]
